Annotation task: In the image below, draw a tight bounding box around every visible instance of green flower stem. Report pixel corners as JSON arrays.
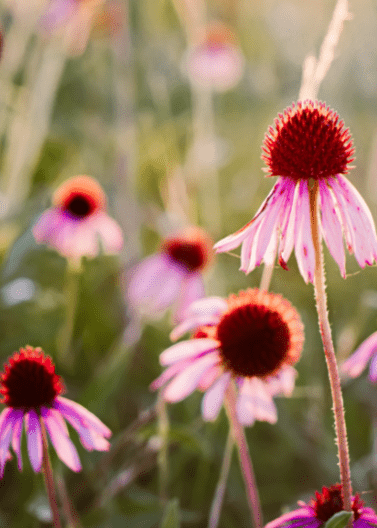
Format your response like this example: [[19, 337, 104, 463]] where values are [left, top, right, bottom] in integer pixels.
[[157, 390, 169, 503]]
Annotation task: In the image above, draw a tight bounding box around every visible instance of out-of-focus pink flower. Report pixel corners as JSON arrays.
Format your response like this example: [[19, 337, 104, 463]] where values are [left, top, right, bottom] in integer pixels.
[[40, 0, 107, 55], [151, 289, 304, 425], [183, 21, 244, 92], [33, 175, 123, 261], [265, 484, 377, 528], [127, 227, 213, 322], [341, 331, 377, 382], [0, 346, 111, 476], [215, 101, 377, 283]]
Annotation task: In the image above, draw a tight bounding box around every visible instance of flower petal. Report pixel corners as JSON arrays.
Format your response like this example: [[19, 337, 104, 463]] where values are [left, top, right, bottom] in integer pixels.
[[173, 272, 205, 323], [25, 410, 43, 473], [329, 175, 377, 267], [266, 367, 297, 397], [201, 372, 231, 421], [150, 359, 194, 391], [369, 352, 377, 382], [341, 332, 377, 378], [294, 180, 315, 283], [41, 407, 82, 472], [279, 180, 300, 267], [264, 507, 317, 528], [160, 338, 220, 366], [170, 315, 219, 342], [0, 409, 19, 477], [163, 351, 220, 402], [236, 378, 277, 426], [54, 397, 111, 439], [11, 410, 24, 471]]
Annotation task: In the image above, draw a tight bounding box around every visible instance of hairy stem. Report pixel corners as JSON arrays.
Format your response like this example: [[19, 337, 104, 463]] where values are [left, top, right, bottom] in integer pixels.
[[309, 181, 352, 511], [225, 382, 263, 528]]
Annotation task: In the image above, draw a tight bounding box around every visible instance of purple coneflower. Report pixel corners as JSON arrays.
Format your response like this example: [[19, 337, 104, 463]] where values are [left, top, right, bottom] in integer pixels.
[[214, 101, 377, 283], [184, 21, 244, 92], [127, 227, 213, 322], [341, 331, 377, 382], [33, 175, 123, 261], [0, 346, 111, 476], [151, 288, 304, 425], [265, 484, 377, 528]]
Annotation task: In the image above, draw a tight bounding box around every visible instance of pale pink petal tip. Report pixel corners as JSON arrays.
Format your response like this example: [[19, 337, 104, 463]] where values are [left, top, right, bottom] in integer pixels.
[[201, 372, 230, 421], [25, 410, 43, 473], [173, 273, 205, 324], [160, 338, 220, 366], [341, 331, 377, 378]]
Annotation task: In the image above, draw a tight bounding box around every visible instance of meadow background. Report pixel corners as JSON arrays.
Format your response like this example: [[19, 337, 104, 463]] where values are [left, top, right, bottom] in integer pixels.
[[1, 0, 377, 526]]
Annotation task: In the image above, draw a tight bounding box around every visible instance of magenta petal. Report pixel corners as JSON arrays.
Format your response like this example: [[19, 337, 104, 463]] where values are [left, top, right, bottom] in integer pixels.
[[341, 332, 377, 378], [294, 180, 315, 283], [0, 409, 18, 476], [163, 351, 220, 402], [160, 338, 220, 366], [93, 212, 123, 255], [150, 359, 194, 391], [236, 378, 277, 426], [368, 352, 377, 382], [318, 180, 346, 277], [40, 0, 76, 31], [329, 175, 377, 267], [264, 507, 316, 528], [11, 410, 24, 471], [25, 410, 43, 473], [41, 408, 81, 472], [173, 272, 205, 323], [54, 397, 112, 439], [266, 367, 297, 397], [197, 364, 223, 391], [201, 372, 231, 421], [279, 180, 300, 265]]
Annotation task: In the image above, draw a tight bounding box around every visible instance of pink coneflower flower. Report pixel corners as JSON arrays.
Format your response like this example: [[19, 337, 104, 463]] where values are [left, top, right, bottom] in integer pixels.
[[151, 289, 304, 425], [214, 101, 377, 283], [127, 227, 213, 322], [33, 175, 123, 261], [341, 331, 377, 382], [0, 346, 111, 476], [265, 484, 377, 528], [184, 22, 245, 92]]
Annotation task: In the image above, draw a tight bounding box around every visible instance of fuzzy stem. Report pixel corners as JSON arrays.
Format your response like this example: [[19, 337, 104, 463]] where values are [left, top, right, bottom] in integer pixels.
[[40, 418, 61, 528], [208, 428, 234, 528], [259, 262, 274, 292], [225, 382, 263, 528], [309, 181, 352, 511]]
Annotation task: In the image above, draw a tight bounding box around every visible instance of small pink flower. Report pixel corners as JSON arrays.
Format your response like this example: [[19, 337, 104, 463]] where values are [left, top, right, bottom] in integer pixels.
[[341, 331, 377, 382], [214, 101, 377, 283], [0, 346, 111, 476], [151, 289, 304, 425], [33, 175, 123, 261], [127, 227, 213, 322], [265, 484, 377, 528], [184, 22, 244, 92]]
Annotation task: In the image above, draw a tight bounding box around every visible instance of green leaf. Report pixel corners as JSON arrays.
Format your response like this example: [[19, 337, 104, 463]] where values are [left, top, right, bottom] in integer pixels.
[[161, 498, 181, 528], [324, 511, 353, 528]]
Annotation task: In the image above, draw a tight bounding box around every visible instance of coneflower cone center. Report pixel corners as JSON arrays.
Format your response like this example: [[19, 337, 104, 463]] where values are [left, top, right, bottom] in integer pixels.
[[216, 303, 291, 378], [262, 102, 354, 182], [164, 240, 207, 272], [311, 485, 363, 522], [64, 193, 95, 219], [0, 347, 64, 410]]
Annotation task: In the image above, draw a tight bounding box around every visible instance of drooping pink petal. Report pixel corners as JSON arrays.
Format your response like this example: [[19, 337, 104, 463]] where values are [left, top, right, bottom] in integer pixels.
[[92, 212, 124, 255], [318, 179, 346, 277], [264, 507, 317, 528], [54, 397, 112, 439], [278, 179, 300, 267], [368, 352, 377, 382], [183, 297, 228, 320], [170, 314, 219, 342], [201, 372, 231, 421], [150, 359, 194, 391], [127, 254, 186, 317], [41, 407, 82, 472], [341, 332, 377, 378], [0, 409, 17, 477], [160, 338, 220, 366], [214, 179, 282, 254], [25, 410, 43, 473], [40, 0, 76, 31], [173, 272, 205, 323], [329, 175, 377, 267], [236, 378, 277, 426], [266, 367, 297, 397], [163, 351, 220, 402], [10, 410, 24, 471], [197, 364, 223, 391], [294, 180, 315, 283]]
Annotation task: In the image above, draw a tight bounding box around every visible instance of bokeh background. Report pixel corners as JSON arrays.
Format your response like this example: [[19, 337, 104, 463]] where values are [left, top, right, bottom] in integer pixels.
[[1, 0, 377, 526]]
